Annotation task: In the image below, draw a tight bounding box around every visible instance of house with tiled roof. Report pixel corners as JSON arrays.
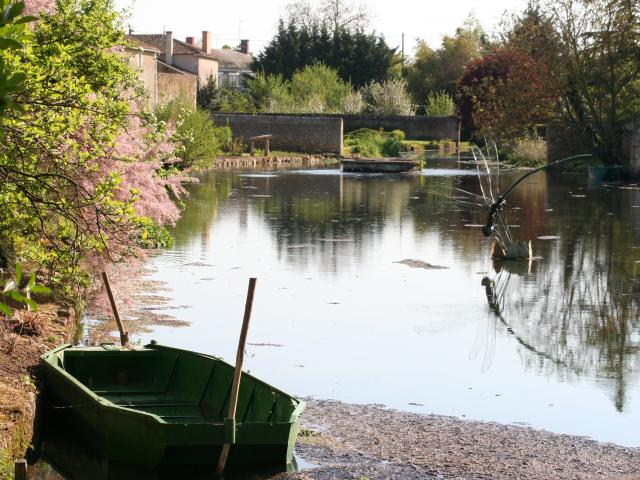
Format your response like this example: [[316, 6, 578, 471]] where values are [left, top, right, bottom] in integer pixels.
[[209, 40, 253, 89], [124, 35, 160, 107], [125, 34, 199, 107], [129, 31, 219, 85]]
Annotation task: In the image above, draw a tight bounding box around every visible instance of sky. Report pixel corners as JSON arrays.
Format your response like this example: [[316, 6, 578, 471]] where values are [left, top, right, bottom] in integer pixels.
[[114, 0, 529, 57]]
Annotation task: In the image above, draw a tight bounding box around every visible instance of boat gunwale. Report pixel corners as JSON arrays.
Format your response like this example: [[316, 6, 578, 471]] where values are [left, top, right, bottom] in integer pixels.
[[41, 343, 305, 425]]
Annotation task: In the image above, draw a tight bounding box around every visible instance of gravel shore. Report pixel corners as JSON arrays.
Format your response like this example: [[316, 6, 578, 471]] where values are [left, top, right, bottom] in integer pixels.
[[279, 399, 640, 480]]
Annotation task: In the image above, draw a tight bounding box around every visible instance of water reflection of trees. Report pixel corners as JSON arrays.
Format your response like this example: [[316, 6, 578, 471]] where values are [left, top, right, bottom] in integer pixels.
[[171, 169, 640, 411], [482, 194, 640, 411], [257, 172, 509, 269], [170, 171, 234, 249]]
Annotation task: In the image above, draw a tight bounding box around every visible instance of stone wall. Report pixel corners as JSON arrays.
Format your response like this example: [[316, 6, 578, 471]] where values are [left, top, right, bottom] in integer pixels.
[[341, 114, 459, 140], [242, 113, 459, 140], [157, 72, 197, 107], [546, 121, 593, 162], [212, 114, 343, 155]]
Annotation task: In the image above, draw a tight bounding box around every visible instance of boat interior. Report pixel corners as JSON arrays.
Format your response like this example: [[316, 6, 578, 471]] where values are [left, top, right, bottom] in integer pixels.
[[51, 346, 299, 425]]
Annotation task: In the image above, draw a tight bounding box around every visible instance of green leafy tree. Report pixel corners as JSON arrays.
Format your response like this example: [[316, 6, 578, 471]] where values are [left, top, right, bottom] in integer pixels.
[[405, 15, 488, 105], [0, 1, 35, 123], [500, 1, 562, 69], [0, 0, 183, 292], [545, 0, 640, 164]]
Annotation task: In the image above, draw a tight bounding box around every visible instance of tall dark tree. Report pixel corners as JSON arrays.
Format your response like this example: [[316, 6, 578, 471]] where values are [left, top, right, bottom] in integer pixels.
[[252, 20, 395, 88]]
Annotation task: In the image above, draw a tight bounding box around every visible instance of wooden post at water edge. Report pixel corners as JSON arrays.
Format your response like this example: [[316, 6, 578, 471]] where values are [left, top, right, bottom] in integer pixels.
[[216, 277, 258, 476], [102, 271, 129, 347]]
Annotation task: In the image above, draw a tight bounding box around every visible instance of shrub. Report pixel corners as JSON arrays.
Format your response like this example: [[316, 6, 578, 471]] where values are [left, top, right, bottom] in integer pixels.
[[344, 128, 405, 158], [289, 63, 351, 114], [246, 72, 291, 113], [362, 79, 414, 116], [342, 90, 364, 114], [381, 137, 401, 157], [425, 90, 455, 116], [389, 129, 406, 142], [217, 88, 255, 113], [506, 137, 547, 167], [156, 100, 232, 169]]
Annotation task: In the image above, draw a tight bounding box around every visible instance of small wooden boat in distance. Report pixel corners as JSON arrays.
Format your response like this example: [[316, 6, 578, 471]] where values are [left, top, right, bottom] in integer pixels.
[[40, 343, 305, 471], [341, 157, 420, 173]]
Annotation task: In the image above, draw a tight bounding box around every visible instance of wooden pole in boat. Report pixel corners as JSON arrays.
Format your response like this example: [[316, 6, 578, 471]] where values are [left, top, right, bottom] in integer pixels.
[[216, 277, 257, 476], [101, 271, 129, 347]]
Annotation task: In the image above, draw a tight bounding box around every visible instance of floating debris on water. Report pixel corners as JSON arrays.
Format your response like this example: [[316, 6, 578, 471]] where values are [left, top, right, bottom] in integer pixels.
[[394, 259, 449, 270], [537, 236, 560, 240]]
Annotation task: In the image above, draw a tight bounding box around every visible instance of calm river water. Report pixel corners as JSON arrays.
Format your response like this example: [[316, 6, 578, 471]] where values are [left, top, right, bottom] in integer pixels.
[[95, 162, 640, 447]]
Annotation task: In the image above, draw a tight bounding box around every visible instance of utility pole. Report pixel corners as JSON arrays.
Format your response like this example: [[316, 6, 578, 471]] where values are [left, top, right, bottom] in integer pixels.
[[401, 33, 405, 66]]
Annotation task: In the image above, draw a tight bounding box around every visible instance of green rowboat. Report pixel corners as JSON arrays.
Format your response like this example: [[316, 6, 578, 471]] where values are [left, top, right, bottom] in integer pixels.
[[40, 343, 305, 470]]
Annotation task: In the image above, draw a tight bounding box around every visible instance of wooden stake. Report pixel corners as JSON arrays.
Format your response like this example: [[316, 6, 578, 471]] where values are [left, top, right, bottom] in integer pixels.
[[216, 277, 257, 476], [14, 459, 27, 480], [101, 271, 129, 347]]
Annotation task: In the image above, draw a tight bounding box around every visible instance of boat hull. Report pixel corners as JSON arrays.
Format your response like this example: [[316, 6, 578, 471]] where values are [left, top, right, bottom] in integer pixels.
[[341, 158, 419, 173], [40, 344, 304, 470]]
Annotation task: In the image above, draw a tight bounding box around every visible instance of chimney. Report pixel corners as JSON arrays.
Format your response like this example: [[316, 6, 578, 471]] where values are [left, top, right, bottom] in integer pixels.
[[165, 31, 173, 65], [186, 36, 195, 46], [202, 31, 211, 54], [240, 39, 249, 54]]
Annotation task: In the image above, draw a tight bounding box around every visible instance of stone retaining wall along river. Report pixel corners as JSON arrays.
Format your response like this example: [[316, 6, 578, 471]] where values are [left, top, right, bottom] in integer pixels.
[[212, 114, 344, 155], [213, 112, 460, 143]]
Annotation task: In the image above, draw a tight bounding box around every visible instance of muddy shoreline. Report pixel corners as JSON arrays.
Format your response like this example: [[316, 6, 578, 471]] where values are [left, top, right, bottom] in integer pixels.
[[0, 304, 77, 473], [280, 399, 640, 480]]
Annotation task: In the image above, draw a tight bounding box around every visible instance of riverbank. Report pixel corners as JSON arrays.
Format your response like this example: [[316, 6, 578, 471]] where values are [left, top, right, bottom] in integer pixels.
[[283, 399, 640, 480], [0, 304, 76, 475]]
